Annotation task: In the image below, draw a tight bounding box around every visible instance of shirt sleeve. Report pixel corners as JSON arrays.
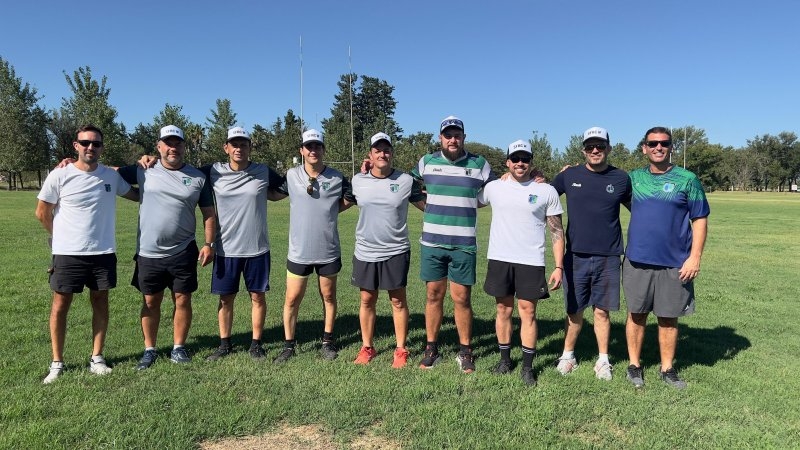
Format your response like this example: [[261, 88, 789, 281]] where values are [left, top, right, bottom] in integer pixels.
[[551, 172, 565, 195], [409, 177, 426, 203], [37, 170, 61, 203], [117, 165, 138, 185], [267, 167, 286, 190], [114, 170, 132, 196], [198, 177, 214, 207], [340, 176, 352, 200]]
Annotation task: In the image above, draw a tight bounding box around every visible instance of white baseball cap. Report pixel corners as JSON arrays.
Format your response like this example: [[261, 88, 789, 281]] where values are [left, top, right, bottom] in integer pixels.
[[507, 139, 532, 156], [370, 132, 392, 147], [226, 126, 250, 142], [159, 125, 184, 141], [583, 126, 610, 144], [302, 129, 324, 145], [440, 116, 464, 133]]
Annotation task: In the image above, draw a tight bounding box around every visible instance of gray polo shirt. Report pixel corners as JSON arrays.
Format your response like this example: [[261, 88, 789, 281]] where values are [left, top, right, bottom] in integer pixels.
[[346, 169, 425, 262], [205, 162, 284, 258], [281, 165, 348, 265], [119, 161, 213, 258]]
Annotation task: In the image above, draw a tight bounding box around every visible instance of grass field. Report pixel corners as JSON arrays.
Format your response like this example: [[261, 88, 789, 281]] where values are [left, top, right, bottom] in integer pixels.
[[1, 190, 799, 449]]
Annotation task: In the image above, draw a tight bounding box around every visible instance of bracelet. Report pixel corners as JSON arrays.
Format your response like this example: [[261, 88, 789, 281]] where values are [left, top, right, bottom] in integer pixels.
[[555, 266, 563, 270]]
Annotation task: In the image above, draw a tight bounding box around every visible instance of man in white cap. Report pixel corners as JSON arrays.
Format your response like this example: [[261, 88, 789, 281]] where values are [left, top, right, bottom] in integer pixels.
[[343, 132, 426, 367], [550, 127, 632, 381], [118, 125, 217, 370], [36, 124, 138, 383], [271, 129, 350, 363], [411, 116, 495, 373], [203, 127, 286, 361], [478, 140, 564, 386]]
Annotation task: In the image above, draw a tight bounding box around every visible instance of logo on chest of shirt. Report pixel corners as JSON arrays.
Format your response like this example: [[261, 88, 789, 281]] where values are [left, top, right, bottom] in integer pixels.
[[321, 181, 331, 191], [182, 177, 192, 186], [571, 183, 582, 187], [390, 183, 399, 193], [465, 168, 473, 176], [528, 194, 538, 204], [104, 184, 111, 192], [663, 183, 675, 193], [606, 184, 615, 194]]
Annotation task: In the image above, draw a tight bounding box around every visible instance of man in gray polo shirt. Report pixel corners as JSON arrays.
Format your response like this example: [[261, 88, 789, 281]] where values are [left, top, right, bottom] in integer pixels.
[[118, 125, 217, 370], [344, 133, 426, 368], [203, 127, 286, 361], [271, 129, 350, 363]]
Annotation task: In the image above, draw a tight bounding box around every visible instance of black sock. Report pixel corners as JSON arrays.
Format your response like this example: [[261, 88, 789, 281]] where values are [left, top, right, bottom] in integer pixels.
[[322, 332, 334, 343], [426, 341, 438, 353], [522, 346, 536, 369], [459, 344, 472, 355], [220, 337, 232, 349], [250, 339, 261, 348], [284, 339, 296, 349], [498, 342, 511, 362]]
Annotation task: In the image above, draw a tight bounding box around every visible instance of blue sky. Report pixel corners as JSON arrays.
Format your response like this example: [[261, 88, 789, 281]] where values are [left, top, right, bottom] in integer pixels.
[[2, 1, 798, 152]]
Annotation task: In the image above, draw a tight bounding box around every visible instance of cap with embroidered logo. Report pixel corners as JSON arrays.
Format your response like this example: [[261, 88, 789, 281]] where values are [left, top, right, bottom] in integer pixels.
[[159, 125, 184, 141], [302, 129, 324, 145], [370, 132, 392, 147], [582, 126, 610, 144], [440, 116, 464, 133], [226, 126, 250, 142], [507, 140, 532, 156]]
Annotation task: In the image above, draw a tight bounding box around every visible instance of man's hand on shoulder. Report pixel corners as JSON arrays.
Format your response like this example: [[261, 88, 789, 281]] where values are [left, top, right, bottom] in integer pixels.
[[138, 155, 158, 169]]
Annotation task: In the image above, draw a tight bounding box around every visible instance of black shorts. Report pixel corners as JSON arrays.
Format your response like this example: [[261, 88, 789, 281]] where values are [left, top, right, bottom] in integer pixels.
[[49, 253, 117, 293], [483, 260, 549, 301], [350, 251, 410, 291], [132, 242, 199, 295], [286, 258, 342, 278]]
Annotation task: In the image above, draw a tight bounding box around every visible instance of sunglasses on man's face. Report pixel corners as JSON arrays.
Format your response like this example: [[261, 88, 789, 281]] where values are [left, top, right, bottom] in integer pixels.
[[646, 140, 672, 148], [509, 155, 531, 164], [77, 140, 104, 148], [583, 143, 607, 152]]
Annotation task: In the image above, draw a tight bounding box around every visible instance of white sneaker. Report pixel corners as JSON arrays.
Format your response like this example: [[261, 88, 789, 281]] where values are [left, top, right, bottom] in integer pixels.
[[43, 361, 65, 384], [89, 356, 113, 375], [556, 356, 578, 375], [594, 360, 613, 381]]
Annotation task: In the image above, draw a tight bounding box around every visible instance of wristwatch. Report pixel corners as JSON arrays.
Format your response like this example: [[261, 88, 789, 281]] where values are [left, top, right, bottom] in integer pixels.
[[204, 242, 215, 249]]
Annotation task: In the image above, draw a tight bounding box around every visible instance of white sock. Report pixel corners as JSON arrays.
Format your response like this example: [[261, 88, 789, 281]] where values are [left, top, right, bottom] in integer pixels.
[[145, 346, 156, 352], [173, 344, 183, 350], [91, 355, 105, 363], [597, 353, 610, 364], [561, 351, 575, 359]]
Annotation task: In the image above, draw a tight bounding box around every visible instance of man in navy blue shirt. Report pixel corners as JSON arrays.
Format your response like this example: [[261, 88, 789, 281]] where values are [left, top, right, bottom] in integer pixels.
[[550, 127, 631, 381]]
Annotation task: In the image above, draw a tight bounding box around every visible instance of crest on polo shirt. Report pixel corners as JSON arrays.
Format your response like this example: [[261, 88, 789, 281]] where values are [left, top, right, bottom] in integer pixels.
[[606, 184, 615, 193], [528, 194, 538, 204], [322, 181, 330, 191], [182, 177, 192, 186], [390, 183, 399, 193], [104, 184, 111, 192], [663, 183, 675, 193]]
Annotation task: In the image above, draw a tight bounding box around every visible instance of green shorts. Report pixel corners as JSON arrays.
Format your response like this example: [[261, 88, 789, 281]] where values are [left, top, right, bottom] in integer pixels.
[[419, 245, 476, 286]]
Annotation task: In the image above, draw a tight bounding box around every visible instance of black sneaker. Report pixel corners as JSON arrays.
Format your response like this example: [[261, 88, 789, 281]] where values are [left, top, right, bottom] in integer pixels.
[[206, 345, 232, 362], [320, 341, 339, 360], [170, 347, 191, 364], [456, 349, 476, 374], [492, 359, 512, 375], [249, 344, 266, 360], [659, 365, 687, 389], [418, 345, 442, 369], [521, 367, 537, 386], [626, 364, 644, 388], [136, 349, 158, 371], [272, 346, 296, 364]]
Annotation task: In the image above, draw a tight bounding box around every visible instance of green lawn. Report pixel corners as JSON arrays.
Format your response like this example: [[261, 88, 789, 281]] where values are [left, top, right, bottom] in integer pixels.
[[1, 190, 799, 449]]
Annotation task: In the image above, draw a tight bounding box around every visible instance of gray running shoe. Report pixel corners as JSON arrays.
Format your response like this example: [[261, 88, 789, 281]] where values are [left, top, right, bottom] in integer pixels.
[[455, 350, 476, 374], [320, 341, 339, 360], [89, 355, 113, 375], [594, 360, 613, 381], [521, 367, 537, 386], [659, 366, 687, 389], [43, 361, 65, 384], [492, 359, 512, 375], [206, 345, 232, 362], [170, 347, 191, 364], [626, 364, 645, 388], [419, 346, 442, 369], [136, 350, 158, 371], [273, 346, 296, 364]]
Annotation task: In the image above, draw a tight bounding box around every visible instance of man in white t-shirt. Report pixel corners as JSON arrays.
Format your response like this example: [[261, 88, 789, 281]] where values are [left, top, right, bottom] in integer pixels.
[[478, 140, 565, 386], [35, 124, 138, 384]]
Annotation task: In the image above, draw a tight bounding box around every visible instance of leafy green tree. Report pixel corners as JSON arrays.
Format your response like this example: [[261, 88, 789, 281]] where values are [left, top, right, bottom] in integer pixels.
[[392, 132, 436, 173], [528, 131, 559, 179], [0, 57, 49, 189], [55, 66, 130, 165], [204, 99, 237, 165], [465, 142, 505, 176], [252, 109, 304, 173], [560, 134, 586, 167], [747, 132, 799, 191], [131, 104, 202, 165]]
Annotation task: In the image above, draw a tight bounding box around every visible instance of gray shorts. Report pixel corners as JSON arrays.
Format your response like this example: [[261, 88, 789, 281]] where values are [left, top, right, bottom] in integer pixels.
[[622, 258, 695, 318]]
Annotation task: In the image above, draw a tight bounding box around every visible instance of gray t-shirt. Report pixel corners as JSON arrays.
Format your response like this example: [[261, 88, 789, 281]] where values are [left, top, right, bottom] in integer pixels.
[[205, 162, 284, 258], [346, 169, 424, 262], [119, 161, 213, 258], [281, 165, 347, 264]]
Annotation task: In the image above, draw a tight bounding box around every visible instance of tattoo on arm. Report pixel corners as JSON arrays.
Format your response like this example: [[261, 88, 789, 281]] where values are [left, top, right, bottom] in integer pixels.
[[547, 215, 564, 244]]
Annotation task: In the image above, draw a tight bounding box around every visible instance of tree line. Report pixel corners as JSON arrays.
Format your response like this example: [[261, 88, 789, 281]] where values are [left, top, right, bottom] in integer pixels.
[[2, 57, 798, 192]]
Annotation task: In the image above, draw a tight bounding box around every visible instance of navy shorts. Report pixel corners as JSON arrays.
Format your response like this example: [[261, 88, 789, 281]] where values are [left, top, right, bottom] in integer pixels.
[[49, 253, 117, 293], [211, 252, 271, 295], [132, 242, 199, 295], [483, 260, 549, 301], [563, 252, 621, 314]]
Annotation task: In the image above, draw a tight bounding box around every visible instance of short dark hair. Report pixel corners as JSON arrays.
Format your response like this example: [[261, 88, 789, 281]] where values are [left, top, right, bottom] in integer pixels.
[[643, 126, 671, 141], [76, 124, 104, 140]]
